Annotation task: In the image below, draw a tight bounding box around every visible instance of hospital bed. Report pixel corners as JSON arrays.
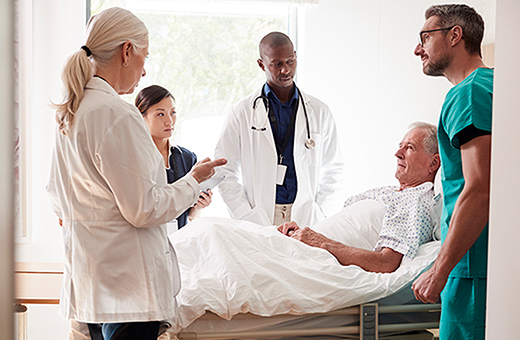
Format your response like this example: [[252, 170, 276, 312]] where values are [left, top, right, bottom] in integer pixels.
[[165, 217, 442, 339], [172, 293, 440, 339]]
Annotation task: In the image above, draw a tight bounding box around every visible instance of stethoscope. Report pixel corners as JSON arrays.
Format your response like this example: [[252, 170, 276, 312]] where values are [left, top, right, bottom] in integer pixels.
[[251, 87, 315, 149]]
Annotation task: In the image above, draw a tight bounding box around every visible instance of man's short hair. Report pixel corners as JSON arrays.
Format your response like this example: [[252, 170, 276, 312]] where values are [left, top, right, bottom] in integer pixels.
[[259, 32, 294, 59], [425, 4, 484, 57], [408, 121, 438, 155]]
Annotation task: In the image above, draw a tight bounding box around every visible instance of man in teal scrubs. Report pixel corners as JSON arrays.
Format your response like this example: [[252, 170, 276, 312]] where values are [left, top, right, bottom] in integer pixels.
[[411, 5, 492, 340]]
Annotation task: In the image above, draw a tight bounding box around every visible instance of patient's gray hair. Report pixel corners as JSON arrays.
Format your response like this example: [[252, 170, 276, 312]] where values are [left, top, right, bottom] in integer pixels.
[[408, 122, 438, 155]]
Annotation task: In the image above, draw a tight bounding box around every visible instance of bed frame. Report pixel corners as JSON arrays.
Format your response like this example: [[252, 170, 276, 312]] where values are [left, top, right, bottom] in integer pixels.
[[172, 302, 441, 340]]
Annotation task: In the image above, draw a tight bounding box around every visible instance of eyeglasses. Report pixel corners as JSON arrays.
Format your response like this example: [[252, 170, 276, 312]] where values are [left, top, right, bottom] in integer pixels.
[[418, 26, 455, 47]]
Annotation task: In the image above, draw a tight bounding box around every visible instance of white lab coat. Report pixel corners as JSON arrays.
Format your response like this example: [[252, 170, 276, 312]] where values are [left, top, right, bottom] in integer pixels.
[[214, 86, 344, 227], [47, 78, 199, 323]]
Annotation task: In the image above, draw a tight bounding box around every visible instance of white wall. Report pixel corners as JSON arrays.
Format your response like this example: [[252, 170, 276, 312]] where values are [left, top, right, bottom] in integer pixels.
[[298, 0, 486, 196], [487, 0, 520, 337]]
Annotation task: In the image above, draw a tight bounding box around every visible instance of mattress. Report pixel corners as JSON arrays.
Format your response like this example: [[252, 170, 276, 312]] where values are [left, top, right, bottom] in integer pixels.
[[173, 283, 440, 337]]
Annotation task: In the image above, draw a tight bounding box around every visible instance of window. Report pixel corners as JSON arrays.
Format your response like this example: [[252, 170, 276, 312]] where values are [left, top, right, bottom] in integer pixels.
[[91, 0, 294, 217]]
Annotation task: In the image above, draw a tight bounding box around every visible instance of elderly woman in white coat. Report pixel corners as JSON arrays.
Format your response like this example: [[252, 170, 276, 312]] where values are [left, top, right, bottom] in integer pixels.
[[47, 7, 225, 340]]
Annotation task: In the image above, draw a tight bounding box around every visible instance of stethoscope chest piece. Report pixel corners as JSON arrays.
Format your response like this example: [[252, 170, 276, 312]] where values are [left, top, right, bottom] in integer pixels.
[[305, 138, 315, 149]]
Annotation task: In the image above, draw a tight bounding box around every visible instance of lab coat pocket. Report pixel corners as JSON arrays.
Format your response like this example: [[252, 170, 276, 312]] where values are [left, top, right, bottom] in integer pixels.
[[154, 252, 175, 310], [302, 133, 322, 166]]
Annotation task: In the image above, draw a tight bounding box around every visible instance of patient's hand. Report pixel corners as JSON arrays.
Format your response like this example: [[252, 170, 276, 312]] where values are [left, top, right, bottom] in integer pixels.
[[277, 221, 300, 236], [291, 227, 330, 249]]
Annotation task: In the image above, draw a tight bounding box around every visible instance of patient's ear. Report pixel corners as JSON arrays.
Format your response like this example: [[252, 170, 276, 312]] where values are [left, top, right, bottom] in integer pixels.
[[429, 154, 441, 173]]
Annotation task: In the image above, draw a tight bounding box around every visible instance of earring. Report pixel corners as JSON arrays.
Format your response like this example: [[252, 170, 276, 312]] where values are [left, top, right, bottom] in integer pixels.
[[123, 62, 128, 67]]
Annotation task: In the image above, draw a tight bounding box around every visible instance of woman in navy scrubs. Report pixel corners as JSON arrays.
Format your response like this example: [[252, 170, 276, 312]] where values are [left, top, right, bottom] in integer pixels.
[[136, 85, 212, 231]]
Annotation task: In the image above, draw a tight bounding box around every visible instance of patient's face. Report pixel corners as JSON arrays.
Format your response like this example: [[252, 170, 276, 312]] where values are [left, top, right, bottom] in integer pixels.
[[394, 128, 435, 190]]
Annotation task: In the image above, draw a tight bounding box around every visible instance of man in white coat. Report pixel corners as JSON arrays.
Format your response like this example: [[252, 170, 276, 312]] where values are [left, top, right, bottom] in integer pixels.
[[215, 32, 344, 227]]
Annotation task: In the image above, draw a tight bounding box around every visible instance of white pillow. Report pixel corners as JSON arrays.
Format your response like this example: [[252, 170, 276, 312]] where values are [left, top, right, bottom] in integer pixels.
[[312, 200, 386, 251]]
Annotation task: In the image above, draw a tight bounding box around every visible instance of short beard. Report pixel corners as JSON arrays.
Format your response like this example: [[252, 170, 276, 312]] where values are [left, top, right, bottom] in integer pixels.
[[423, 53, 452, 77]]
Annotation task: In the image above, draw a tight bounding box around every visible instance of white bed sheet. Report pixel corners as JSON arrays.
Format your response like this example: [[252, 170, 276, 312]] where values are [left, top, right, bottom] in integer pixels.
[[168, 217, 441, 333]]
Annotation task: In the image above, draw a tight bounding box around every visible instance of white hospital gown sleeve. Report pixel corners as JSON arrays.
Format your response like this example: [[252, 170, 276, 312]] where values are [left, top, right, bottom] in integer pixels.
[[95, 113, 199, 228], [344, 187, 384, 207], [373, 184, 435, 262]]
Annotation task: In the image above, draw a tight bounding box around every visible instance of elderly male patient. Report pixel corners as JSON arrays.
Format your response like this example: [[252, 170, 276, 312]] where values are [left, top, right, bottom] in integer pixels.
[[279, 122, 441, 273]]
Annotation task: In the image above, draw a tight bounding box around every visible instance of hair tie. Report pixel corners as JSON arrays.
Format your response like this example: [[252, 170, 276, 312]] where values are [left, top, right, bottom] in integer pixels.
[[80, 45, 92, 57]]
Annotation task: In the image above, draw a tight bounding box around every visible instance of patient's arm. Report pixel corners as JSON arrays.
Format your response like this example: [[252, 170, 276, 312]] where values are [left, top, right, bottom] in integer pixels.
[[323, 242, 403, 273], [291, 227, 403, 273]]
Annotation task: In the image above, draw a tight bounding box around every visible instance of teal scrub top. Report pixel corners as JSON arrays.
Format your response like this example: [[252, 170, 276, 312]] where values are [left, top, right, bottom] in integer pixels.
[[438, 67, 493, 279]]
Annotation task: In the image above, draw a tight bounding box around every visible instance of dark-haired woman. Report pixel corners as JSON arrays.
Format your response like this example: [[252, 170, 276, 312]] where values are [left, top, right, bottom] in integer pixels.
[[136, 85, 212, 231]]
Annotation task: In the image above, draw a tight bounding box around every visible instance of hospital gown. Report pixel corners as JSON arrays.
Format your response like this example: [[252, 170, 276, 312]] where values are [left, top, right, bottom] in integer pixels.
[[343, 182, 436, 262]]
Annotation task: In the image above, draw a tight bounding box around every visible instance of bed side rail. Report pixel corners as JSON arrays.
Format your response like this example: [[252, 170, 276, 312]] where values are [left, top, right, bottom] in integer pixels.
[[175, 303, 441, 340]]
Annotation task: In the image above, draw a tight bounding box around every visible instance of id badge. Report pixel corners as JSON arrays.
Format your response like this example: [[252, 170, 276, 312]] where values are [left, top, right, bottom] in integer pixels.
[[276, 164, 287, 185]]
